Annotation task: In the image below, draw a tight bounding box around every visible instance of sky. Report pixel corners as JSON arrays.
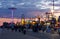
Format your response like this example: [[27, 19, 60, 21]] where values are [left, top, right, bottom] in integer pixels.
[[0, 0, 60, 18]]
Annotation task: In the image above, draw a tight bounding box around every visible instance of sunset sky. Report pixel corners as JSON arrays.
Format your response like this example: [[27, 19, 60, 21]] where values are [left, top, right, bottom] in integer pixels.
[[0, 0, 60, 18]]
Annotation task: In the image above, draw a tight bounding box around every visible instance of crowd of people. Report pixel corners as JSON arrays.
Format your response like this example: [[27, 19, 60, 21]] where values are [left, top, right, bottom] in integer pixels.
[[0, 16, 60, 35]]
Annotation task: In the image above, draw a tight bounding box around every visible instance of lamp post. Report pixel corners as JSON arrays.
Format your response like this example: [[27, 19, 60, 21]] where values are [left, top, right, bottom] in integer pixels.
[[45, 12, 51, 29], [53, 0, 54, 11], [8, 7, 16, 22], [51, 0, 54, 17], [21, 14, 25, 25]]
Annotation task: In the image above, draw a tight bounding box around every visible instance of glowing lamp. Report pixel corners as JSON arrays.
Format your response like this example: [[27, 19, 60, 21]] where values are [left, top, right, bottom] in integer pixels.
[[21, 19, 25, 25], [35, 18, 38, 21]]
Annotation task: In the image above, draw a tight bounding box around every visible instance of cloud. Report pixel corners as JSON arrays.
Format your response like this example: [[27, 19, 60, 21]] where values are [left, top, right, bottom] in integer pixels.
[[49, 3, 60, 6], [0, 0, 59, 10], [35, 0, 60, 10], [16, 3, 24, 6], [0, 2, 2, 5], [0, 0, 60, 18]]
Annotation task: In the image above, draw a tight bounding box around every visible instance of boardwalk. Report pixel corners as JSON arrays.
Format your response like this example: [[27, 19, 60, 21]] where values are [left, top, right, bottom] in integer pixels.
[[0, 28, 60, 39]]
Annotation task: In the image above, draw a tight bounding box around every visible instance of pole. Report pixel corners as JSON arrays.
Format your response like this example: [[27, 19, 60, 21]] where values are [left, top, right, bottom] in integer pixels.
[[52, 0, 54, 17], [11, 10, 14, 22], [8, 8, 16, 22], [53, 0, 54, 11]]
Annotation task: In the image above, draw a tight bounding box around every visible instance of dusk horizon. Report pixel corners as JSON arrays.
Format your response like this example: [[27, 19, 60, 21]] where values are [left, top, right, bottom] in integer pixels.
[[0, 0, 60, 18]]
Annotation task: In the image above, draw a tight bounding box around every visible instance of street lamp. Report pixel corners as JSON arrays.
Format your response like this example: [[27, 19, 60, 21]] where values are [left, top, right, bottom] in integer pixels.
[[8, 7, 16, 22], [21, 14, 25, 25], [46, 12, 51, 20]]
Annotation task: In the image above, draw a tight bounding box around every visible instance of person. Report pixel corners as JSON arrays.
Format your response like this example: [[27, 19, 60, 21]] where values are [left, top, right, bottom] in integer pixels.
[[40, 21, 46, 32], [10, 22, 15, 32], [50, 17, 56, 33], [15, 22, 19, 32], [57, 16, 60, 35], [23, 28, 26, 35], [58, 28, 60, 35], [18, 25, 21, 32], [32, 21, 38, 32], [51, 17, 56, 27], [38, 24, 42, 31], [58, 16, 60, 27], [14, 25, 18, 32], [3, 22, 8, 29]]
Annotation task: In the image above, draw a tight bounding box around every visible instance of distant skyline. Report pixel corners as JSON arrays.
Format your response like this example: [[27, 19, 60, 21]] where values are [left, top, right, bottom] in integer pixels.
[[0, 0, 60, 18]]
